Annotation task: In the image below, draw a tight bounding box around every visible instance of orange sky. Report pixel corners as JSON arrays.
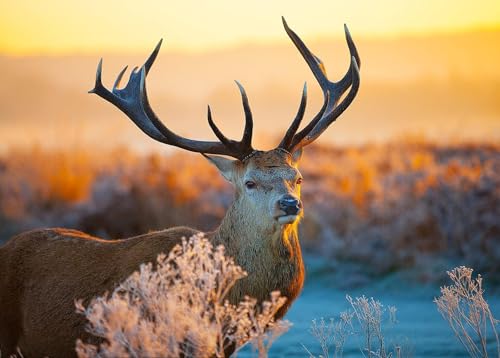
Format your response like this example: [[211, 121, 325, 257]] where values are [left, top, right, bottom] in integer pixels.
[[1, 0, 500, 54], [1, 1, 499, 152]]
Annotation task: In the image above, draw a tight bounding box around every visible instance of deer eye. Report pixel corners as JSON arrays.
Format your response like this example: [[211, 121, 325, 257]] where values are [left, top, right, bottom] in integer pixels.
[[296, 177, 303, 185], [245, 181, 256, 189]]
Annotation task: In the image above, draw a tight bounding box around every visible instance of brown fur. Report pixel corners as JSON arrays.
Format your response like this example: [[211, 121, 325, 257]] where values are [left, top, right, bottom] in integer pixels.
[[0, 150, 305, 357]]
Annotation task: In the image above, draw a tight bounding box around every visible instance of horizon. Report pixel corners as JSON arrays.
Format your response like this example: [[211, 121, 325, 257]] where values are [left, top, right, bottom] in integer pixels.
[[1, 27, 499, 153], [1, 2, 500, 153]]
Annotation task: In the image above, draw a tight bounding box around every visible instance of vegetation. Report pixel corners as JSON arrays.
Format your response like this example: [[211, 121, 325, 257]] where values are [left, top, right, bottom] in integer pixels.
[[73, 238, 499, 358], [1, 140, 498, 285], [435, 266, 500, 358], [1, 139, 499, 356], [304, 266, 499, 358], [75, 235, 289, 358], [304, 296, 401, 358]]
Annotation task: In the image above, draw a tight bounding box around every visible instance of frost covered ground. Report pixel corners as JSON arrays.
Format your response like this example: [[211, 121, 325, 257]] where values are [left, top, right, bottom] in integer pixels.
[[241, 257, 500, 357]]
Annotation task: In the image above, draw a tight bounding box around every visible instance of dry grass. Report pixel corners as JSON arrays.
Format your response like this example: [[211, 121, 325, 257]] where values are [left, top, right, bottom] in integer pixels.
[[304, 295, 401, 358], [435, 266, 500, 358], [1, 140, 499, 284], [76, 234, 289, 358]]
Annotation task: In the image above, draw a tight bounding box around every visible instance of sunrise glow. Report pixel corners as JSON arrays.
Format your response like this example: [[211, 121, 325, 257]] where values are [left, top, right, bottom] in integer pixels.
[[1, 0, 500, 54]]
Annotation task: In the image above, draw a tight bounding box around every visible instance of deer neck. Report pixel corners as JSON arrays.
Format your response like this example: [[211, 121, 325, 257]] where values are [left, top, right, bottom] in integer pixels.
[[214, 201, 301, 261], [212, 199, 304, 308]]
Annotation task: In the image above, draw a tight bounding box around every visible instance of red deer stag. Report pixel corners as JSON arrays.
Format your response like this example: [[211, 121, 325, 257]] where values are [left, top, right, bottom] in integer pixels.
[[0, 18, 360, 357]]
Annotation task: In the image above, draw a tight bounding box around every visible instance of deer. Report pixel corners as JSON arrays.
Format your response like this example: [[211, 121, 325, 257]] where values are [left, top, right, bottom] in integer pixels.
[[0, 18, 360, 357]]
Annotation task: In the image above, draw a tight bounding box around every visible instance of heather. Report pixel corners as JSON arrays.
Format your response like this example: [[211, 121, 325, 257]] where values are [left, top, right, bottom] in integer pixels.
[[1, 140, 499, 286]]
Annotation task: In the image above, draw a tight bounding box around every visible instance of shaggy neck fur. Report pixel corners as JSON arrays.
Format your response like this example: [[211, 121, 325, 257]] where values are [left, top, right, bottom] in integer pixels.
[[213, 193, 305, 317]]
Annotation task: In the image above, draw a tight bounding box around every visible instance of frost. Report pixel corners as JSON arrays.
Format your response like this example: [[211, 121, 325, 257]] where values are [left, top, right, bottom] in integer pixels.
[[75, 235, 289, 358], [435, 266, 500, 358]]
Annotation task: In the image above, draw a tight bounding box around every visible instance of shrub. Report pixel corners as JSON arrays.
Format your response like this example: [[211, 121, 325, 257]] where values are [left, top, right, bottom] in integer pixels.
[[2, 142, 499, 283], [304, 295, 401, 358], [435, 266, 500, 358], [346, 295, 398, 358], [303, 313, 354, 358], [75, 235, 290, 358]]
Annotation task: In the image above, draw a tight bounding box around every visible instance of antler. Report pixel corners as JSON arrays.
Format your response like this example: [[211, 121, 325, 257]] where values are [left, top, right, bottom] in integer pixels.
[[89, 40, 254, 161], [278, 17, 361, 153], [90, 20, 359, 160]]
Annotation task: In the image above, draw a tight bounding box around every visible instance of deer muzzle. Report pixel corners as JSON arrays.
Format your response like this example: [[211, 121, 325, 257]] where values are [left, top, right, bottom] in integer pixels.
[[277, 195, 303, 225]]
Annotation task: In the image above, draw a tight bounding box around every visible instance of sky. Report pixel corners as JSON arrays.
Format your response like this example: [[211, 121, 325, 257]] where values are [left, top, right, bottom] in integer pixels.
[[1, 0, 500, 54], [1, 0, 499, 152]]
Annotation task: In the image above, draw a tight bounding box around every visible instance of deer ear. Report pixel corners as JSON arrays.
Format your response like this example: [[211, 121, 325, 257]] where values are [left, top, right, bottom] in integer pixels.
[[291, 147, 303, 165], [203, 154, 237, 182]]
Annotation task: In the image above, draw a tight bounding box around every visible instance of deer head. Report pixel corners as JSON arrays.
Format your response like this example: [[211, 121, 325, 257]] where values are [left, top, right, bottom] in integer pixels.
[[207, 148, 304, 238], [89, 17, 360, 234]]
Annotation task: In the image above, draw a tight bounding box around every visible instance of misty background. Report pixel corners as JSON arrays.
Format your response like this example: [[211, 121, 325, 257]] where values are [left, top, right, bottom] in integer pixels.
[[1, 29, 499, 153]]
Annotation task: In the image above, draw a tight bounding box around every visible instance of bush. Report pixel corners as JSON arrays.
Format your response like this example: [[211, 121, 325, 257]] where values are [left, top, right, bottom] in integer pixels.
[[304, 295, 401, 358], [435, 266, 500, 358], [2, 141, 499, 284], [75, 235, 290, 358]]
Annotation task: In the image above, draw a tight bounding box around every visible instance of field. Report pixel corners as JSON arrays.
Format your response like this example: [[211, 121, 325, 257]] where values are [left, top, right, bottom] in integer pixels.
[[2, 140, 499, 284], [1, 140, 499, 356]]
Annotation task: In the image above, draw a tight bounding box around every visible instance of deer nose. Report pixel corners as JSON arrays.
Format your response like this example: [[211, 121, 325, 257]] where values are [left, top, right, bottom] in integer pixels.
[[279, 195, 302, 216]]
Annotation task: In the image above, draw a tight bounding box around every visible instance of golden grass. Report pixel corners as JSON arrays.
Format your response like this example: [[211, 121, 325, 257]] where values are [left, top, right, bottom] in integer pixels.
[[0, 139, 498, 282]]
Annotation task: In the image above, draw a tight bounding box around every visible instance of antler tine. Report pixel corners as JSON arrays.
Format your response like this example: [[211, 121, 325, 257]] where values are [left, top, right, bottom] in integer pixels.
[[292, 58, 360, 150], [235, 81, 254, 149], [112, 65, 128, 91], [89, 40, 255, 161], [88, 59, 106, 95], [288, 91, 330, 149], [207, 105, 232, 148], [88, 59, 168, 142], [334, 25, 361, 98], [282, 17, 330, 91], [278, 82, 307, 149], [143, 39, 163, 76], [279, 18, 361, 152]]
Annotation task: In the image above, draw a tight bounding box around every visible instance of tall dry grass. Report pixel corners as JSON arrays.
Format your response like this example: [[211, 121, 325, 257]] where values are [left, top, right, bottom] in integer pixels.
[[0, 140, 498, 285]]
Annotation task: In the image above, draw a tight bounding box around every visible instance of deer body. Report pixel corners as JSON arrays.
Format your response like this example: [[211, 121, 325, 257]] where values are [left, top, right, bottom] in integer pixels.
[[0, 227, 198, 356], [1, 206, 303, 356], [0, 18, 360, 357], [0, 150, 306, 357]]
